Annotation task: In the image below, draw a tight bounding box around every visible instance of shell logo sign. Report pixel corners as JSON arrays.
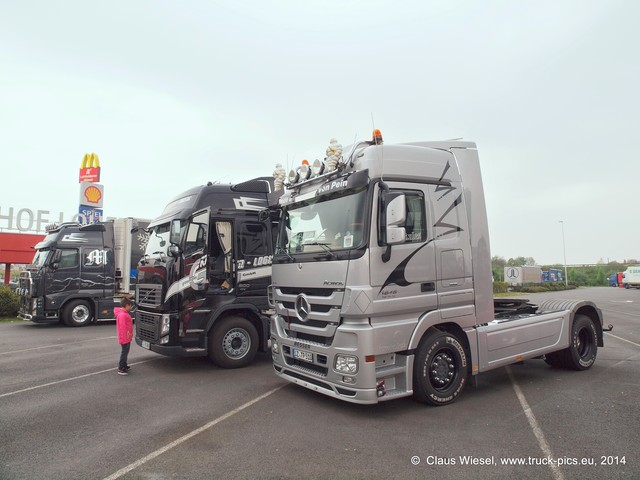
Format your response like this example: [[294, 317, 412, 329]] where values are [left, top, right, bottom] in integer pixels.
[[79, 183, 104, 207], [78, 153, 104, 225]]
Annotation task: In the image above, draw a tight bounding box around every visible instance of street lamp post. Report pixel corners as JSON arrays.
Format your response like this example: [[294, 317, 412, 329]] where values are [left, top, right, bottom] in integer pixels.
[[559, 220, 568, 287]]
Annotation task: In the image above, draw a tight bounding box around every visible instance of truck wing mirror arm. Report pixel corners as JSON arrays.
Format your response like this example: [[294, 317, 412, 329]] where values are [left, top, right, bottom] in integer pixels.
[[382, 245, 391, 263]]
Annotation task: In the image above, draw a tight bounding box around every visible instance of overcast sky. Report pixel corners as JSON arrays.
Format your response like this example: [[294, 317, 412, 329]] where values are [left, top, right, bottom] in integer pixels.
[[1, 0, 638, 265]]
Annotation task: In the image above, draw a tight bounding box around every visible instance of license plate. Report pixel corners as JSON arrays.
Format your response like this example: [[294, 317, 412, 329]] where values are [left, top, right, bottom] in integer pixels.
[[141, 340, 150, 350], [291, 347, 313, 363]]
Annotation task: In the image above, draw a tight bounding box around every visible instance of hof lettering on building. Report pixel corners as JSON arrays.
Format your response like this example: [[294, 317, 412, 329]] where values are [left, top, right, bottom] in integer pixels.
[[0, 206, 90, 233]]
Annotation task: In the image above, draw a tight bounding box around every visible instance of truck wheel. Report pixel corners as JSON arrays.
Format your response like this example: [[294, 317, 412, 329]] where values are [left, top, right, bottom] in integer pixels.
[[413, 330, 468, 406], [208, 316, 258, 369], [562, 314, 598, 370], [63, 300, 93, 327]]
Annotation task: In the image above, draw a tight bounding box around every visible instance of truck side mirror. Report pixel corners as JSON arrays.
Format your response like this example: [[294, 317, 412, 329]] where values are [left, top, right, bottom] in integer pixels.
[[385, 193, 406, 246], [170, 219, 181, 245], [49, 250, 61, 270], [380, 191, 406, 263]]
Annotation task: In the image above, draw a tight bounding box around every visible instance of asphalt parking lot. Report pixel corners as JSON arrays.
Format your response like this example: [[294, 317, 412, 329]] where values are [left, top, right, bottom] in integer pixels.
[[1, 286, 638, 480]]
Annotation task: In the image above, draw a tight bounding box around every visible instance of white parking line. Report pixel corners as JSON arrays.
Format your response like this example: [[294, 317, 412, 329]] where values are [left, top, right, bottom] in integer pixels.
[[101, 384, 286, 480], [605, 309, 640, 318], [506, 367, 565, 480], [0, 358, 159, 399], [605, 332, 640, 348], [0, 336, 116, 355]]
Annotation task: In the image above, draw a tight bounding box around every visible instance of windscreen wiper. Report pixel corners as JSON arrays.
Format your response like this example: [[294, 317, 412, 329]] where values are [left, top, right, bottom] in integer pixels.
[[303, 242, 336, 259], [276, 248, 296, 263]]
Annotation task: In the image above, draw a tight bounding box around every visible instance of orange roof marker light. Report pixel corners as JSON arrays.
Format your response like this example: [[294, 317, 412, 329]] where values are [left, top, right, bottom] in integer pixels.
[[372, 129, 383, 145], [299, 159, 311, 181]]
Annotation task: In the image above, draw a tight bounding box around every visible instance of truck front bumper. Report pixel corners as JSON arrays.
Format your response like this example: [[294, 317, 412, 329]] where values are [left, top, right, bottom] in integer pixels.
[[135, 337, 206, 357], [272, 361, 382, 404], [270, 313, 413, 404], [17, 310, 58, 324]]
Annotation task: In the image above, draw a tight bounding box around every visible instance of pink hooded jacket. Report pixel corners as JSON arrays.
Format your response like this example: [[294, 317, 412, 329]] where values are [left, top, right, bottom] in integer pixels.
[[115, 306, 133, 345]]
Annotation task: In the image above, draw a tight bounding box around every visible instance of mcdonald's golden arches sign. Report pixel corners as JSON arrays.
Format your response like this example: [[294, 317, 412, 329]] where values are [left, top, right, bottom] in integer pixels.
[[79, 153, 101, 183]]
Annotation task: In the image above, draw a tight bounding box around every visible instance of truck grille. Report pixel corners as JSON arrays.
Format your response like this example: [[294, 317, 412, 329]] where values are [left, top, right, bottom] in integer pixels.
[[137, 284, 163, 308], [136, 311, 159, 342], [18, 271, 33, 297], [274, 285, 343, 343], [279, 287, 335, 297]]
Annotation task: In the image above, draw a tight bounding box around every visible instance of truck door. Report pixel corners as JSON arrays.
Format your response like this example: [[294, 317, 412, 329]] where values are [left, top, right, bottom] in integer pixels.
[[235, 219, 272, 299], [429, 183, 474, 313], [183, 209, 210, 280], [370, 183, 438, 314], [80, 245, 111, 297], [46, 248, 81, 308]]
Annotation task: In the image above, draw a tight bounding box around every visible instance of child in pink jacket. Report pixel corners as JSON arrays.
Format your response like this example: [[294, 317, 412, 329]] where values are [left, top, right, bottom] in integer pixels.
[[115, 297, 134, 375]]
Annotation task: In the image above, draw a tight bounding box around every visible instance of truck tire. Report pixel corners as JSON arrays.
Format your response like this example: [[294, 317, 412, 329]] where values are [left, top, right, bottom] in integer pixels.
[[63, 300, 93, 327], [208, 316, 258, 369], [561, 314, 598, 370], [413, 330, 468, 406]]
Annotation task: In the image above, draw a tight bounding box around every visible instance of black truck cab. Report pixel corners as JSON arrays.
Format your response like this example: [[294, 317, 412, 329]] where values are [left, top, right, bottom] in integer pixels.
[[135, 177, 278, 368], [17, 219, 147, 326]]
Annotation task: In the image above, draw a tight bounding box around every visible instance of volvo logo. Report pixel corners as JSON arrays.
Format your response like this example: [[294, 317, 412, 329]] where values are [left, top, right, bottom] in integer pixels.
[[295, 294, 311, 322], [297, 263, 303, 271]]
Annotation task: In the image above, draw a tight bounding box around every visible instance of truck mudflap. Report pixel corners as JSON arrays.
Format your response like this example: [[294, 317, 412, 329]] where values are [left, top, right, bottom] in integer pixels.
[[535, 298, 606, 346]]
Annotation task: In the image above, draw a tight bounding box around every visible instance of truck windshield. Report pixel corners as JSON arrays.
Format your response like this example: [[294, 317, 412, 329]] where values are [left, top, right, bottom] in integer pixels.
[[145, 223, 172, 256], [31, 249, 50, 267], [278, 188, 367, 254]]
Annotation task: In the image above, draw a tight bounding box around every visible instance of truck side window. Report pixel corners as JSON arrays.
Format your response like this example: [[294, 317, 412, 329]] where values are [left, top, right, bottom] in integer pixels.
[[404, 192, 426, 243], [379, 190, 426, 244], [184, 211, 208, 256], [239, 223, 269, 256], [57, 249, 79, 269]]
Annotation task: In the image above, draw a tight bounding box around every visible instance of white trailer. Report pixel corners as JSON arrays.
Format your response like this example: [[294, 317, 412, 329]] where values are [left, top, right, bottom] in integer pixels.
[[622, 266, 640, 289], [504, 266, 542, 285]]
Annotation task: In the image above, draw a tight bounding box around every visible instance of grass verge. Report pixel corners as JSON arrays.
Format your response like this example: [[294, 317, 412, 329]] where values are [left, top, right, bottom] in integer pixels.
[[0, 317, 21, 323]]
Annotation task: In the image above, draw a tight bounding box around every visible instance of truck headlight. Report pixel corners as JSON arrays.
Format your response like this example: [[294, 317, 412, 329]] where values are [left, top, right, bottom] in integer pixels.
[[271, 339, 279, 354], [161, 316, 170, 335], [334, 355, 358, 374], [160, 335, 170, 345]]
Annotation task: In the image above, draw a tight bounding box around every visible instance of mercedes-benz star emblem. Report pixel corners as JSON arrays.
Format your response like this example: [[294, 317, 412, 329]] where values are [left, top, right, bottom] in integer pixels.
[[295, 294, 311, 322]]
